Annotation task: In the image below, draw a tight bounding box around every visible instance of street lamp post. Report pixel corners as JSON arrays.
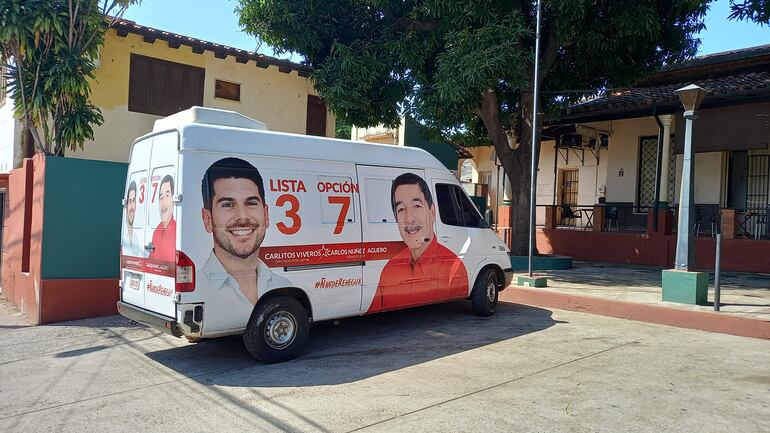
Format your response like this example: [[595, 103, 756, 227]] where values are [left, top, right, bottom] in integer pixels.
[[673, 84, 706, 271], [662, 84, 708, 306]]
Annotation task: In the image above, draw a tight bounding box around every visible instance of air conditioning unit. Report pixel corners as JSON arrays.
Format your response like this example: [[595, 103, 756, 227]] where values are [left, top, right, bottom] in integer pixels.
[[560, 133, 583, 148]]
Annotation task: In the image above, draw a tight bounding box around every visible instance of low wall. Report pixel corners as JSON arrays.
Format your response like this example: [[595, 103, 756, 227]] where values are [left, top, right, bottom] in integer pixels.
[[537, 229, 770, 273], [1, 155, 46, 323], [2, 155, 127, 324]]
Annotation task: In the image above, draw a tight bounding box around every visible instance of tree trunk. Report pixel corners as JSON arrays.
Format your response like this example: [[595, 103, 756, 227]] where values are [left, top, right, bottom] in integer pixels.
[[507, 91, 541, 256], [474, 90, 541, 256]]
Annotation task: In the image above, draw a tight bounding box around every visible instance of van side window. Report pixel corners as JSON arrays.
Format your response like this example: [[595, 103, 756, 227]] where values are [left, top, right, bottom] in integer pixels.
[[436, 183, 485, 228], [319, 175, 356, 227], [364, 178, 396, 223]]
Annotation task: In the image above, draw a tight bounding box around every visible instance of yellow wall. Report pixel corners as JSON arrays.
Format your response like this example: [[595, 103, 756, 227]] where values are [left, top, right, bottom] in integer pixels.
[[70, 29, 335, 162]]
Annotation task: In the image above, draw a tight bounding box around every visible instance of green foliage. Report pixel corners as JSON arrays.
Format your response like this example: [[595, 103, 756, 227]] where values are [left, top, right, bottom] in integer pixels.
[[335, 116, 352, 139], [238, 0, 713, 138], [0, 0, 138, 155], [729, 0, 770, 24]]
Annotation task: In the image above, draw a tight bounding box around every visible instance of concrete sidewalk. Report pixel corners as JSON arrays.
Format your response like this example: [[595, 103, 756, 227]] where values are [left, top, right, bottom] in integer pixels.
[[503, 262, 770, 339]]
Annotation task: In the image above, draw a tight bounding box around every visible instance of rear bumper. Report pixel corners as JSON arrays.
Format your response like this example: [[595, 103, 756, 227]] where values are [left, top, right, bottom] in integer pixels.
[[117, 301, 182, 337], [502, 268, 514, 290]]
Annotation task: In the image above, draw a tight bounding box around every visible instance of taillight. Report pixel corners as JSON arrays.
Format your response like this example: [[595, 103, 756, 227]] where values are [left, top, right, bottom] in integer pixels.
[[176, 250, 196, 293]]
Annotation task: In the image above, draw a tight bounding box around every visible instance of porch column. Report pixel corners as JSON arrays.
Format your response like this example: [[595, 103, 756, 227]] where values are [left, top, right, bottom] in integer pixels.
[[657, 115, 674, 207]]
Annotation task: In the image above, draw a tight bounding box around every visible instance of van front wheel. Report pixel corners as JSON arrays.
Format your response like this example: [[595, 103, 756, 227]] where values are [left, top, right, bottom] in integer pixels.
[[243, 296, 309, 363], [471, 268, 499, 317]]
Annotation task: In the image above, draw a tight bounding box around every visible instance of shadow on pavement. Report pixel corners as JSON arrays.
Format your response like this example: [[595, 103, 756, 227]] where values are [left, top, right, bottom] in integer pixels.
[[145, 301, 558, 387]]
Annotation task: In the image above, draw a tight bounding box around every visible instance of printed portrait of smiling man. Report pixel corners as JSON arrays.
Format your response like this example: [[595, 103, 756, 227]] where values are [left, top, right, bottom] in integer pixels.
[[121, 180, 144, 257], [197, 157, 289, 334], [148, 175, 176, 261], [367, 172, 468, 313]]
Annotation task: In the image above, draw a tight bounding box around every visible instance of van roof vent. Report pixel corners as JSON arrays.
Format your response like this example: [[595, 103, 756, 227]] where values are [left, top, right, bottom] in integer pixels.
[[152, 106, 268, 132]]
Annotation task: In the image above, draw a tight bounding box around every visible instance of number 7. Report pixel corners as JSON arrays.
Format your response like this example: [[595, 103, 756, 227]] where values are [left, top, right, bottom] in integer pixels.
[[151, 182, 159, 203], [328, 196, 351, 235]]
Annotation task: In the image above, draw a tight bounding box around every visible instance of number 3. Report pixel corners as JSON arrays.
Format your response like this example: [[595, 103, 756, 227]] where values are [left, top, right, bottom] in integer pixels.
[[276, 194, 301, 235]]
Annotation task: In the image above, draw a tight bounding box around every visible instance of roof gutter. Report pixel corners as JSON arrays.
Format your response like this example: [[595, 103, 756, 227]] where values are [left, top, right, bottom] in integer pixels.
[[652, 107, 665, 232]]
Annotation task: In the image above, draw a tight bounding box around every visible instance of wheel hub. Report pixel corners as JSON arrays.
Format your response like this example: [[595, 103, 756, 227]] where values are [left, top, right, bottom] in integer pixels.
[[265, 312, 297, 349], [486, 279, 496, 305]]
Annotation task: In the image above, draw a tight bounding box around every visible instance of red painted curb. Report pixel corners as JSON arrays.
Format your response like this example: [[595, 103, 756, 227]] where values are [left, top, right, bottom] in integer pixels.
[[500, 286, 770, 340]]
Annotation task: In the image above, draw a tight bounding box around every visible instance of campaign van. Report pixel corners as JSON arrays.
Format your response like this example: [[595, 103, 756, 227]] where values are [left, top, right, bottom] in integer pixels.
[[118, 107, 513, 363]]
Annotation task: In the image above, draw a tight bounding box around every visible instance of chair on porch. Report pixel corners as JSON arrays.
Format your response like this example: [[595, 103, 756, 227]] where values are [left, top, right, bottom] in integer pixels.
[[754, 207, 770, 240], [694, 205, 718, 237], [560, 204, 582, 228]]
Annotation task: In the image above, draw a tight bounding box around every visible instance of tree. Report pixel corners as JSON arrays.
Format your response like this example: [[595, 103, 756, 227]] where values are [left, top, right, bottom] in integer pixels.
[[729, 0, 770, 24], [237, 1, 720, 254], [336, 117, 353, 140], [0, 0, 138, 157]]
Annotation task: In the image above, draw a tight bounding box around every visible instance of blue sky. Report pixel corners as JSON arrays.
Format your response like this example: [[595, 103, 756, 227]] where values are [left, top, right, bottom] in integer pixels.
[[122, 0, 770, 59]]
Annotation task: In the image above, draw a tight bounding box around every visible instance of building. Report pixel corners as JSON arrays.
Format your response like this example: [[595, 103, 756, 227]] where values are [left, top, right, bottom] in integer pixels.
[[465, 44, 770, 272], [0, 19, 336, 323]]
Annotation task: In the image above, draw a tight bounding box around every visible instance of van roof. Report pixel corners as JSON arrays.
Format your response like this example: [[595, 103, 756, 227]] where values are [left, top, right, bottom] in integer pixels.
[[175, 123, 449, 171], [153, 107, 268, 132]]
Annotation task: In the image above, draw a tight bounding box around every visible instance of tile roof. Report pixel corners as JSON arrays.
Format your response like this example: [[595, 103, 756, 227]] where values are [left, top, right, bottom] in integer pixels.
[[554, 44, 770, 124], [110, 19, 311, 76], [569, 70, 770, 113]]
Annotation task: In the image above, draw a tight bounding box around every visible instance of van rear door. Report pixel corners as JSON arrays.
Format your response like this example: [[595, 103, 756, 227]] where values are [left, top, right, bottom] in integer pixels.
[[120, 132, 178, 318]]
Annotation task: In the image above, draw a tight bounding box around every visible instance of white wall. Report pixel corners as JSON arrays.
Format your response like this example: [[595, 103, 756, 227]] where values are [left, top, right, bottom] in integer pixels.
[[0, 98, 21, 173], [465, 114, 735, 227], [673, 151, 725, 205], [536, 132, 608, 225]]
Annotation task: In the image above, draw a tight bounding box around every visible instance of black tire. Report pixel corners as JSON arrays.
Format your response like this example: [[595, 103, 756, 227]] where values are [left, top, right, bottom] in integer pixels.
[[471, 268, 499, 317], [243, 296, 309, 363]]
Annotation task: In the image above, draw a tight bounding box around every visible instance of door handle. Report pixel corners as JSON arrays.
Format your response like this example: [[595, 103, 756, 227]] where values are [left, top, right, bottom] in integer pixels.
[[440, 235, 452, 242], [144, 242, 155, 252]]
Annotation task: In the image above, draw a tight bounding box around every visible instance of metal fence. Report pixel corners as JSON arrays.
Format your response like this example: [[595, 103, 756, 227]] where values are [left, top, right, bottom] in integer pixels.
[[535, 204, 770, 238]]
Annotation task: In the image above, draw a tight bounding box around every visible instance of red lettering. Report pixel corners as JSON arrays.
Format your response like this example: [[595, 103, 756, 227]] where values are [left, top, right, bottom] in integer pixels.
[[317, 181, 359, 194], [151, 182, 158, 203], [271, 179, 307, 193], [328, 196, 351, 235], [276, 194, 301, 235]]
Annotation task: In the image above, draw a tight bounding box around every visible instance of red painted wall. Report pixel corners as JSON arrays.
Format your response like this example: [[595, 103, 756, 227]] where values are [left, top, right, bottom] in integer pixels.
[[538, 229, 770, 273], [2, 155, 46, 323], [39, 279, 119, 323]]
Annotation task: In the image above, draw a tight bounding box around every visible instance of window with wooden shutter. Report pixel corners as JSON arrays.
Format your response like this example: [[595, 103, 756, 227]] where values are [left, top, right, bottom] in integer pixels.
[[128, 54, 205, 116], [306, 95, 327, 136], [215, 80, 240, 101]]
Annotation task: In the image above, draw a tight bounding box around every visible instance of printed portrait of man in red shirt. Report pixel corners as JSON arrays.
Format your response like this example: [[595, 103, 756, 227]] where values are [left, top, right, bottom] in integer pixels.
[[148, 174, 176, 262], [367, 173, 468, 313]]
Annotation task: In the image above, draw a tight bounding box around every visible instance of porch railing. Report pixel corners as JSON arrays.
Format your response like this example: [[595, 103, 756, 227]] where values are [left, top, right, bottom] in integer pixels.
[[534, 204, 770, 240], [536, 204, 650, 233]]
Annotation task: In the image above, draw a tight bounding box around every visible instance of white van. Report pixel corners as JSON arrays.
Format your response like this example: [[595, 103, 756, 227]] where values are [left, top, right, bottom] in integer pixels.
[[117, 107, 513, 363]]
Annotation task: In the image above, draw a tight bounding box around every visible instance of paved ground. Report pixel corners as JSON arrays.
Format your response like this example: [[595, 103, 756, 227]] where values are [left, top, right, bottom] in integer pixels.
[[520, 262, 770, 320], [1, 299, 768, 433]]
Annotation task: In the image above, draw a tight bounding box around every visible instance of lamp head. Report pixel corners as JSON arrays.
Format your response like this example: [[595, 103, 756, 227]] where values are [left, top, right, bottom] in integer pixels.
[[675, 84, 706, 112]]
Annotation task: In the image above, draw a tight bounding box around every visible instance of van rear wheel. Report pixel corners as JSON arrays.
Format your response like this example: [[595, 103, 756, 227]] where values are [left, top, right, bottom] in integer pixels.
[[471, 268, 499, 316], [243, 296, 309, 363]]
